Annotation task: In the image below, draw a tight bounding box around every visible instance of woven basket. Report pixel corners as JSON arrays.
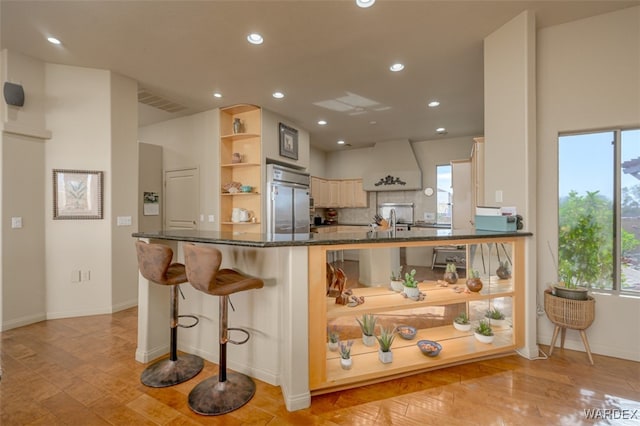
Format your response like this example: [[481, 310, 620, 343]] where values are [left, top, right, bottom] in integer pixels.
[[544, 290, 595, 330]]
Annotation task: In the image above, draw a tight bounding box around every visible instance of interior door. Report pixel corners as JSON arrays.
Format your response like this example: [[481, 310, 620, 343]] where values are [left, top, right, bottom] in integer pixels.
[[164, 167, 199, 230]]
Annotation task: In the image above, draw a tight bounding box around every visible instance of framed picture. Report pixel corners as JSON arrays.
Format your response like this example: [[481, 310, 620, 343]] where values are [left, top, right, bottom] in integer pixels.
[[279, 122, 298, 160], [53, 169, 104, 220]]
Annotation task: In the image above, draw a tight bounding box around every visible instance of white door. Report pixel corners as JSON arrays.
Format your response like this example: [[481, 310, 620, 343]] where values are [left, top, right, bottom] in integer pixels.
[[164, 167, 199, 230], [451, 159, 472, 230]]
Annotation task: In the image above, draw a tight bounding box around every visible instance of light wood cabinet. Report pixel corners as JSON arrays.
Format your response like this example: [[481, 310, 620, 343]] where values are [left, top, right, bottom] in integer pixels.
[[219, 104, 262, 232], [311, 177, 367, 208], [308, 237, 525, 395]]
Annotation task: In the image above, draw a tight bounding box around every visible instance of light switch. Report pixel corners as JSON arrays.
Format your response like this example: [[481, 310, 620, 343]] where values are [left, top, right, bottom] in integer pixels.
[[495, 190, 503, 203], [208, 215, 215, 222], [11, 217, 22, 229], [116, 216, 132, 226]]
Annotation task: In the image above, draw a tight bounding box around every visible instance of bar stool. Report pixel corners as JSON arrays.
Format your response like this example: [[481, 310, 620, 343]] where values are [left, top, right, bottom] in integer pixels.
[[183, 243, 264, 416], [135, 241, 204, 387]]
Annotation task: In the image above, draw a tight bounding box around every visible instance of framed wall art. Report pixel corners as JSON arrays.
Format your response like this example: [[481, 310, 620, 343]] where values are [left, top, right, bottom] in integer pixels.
[[53, 169, 104, 220], [279, 122, 298, 160]]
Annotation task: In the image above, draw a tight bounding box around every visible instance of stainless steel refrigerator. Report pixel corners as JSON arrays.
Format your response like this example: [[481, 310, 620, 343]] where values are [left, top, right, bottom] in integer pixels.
[[266, 164, 310, 235]]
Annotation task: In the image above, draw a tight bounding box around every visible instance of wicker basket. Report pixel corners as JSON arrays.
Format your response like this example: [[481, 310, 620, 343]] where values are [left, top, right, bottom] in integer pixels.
[[544, 290, 595, 330]]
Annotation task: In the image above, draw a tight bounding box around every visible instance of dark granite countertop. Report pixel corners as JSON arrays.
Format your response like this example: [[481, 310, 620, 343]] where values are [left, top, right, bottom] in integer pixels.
[[133, 228, 532, 248]]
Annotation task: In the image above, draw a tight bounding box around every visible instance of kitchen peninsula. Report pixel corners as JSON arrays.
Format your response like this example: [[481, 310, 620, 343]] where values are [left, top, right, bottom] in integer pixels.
[[133, 228, 531, 411]]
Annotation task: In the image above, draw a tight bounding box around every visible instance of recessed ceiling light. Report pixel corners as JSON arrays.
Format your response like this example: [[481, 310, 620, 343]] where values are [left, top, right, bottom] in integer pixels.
[[389, 63, 405, 72], [47, 37, 61, 45], [428, 101, 440, 107], [318, 120, 327, 126], [356, 0, 376, 8], [272, 91, 285, 99], [436, 127, 447, 134], [213, 92, 222, 98], [247, 33, 264, 45], [369, 120, 377, 125], [337, 140, 345, 145]]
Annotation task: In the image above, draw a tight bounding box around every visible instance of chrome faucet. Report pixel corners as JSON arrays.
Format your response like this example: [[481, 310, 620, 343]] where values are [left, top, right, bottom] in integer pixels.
[[389, 208, 397, 237]]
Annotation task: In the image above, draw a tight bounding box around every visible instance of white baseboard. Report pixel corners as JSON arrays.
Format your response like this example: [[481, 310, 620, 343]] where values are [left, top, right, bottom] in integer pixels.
[[1, 313, 47, 331]]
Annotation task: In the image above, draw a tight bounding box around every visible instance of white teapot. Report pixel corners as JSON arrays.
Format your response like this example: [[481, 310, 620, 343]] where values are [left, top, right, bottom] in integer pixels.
[[232, 208, 252, 223]]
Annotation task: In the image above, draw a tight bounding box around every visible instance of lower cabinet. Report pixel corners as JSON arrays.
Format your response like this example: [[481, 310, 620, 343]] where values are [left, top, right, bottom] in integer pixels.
[[308, 237, 525, 394]]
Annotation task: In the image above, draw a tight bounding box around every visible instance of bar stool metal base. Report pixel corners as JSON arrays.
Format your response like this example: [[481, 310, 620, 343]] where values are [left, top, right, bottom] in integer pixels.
[[141, 353, 204, 388], [188, 372, 256, 415]]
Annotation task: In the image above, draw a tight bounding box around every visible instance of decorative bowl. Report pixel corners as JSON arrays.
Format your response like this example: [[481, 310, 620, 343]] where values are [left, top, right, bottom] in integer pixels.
[[397, 325, 417, 340], [417, 339, 442, 357], [240, 185, 253, 193]]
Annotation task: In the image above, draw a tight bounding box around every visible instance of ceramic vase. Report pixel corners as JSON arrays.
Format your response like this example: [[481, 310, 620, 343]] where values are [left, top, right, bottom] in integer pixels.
[[362, 334, 376, 347], [340, 358, 352, 370], [390, 280, 404, 292], [378, 349, 393, 364], [404, 286, 420, 298]]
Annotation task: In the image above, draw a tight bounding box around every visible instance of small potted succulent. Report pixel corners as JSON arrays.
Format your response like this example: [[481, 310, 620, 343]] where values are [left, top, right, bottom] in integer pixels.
[[327, 326, 340, 351], [376, 325, 396, 364], [390, 266, 404, 292], [466, 269, 483, 293], [474, 320, 494, 344], [485, 308, 506, 328], [453, 311, 471, 331], [443, 262, 459, 284], [338, 340, 354, 370], [356, 313, 378, 347], [402, 268, 420, 298], [496, 260, 511, 280]]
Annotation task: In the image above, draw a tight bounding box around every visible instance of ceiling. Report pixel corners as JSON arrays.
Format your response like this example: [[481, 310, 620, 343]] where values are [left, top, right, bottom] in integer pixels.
[[2, 0, 638, 151]]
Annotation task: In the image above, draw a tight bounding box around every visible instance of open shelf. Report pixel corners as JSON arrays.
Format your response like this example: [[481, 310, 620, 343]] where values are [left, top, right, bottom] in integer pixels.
[[326, 278, 514, 319], [221, 162, 261, 168], [319, 327, 514, 391], [220, 133, 261, 141]]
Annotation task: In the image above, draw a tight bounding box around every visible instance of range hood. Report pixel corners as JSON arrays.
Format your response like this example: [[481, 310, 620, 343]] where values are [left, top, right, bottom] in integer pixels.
[[363, 140, 422, 191]]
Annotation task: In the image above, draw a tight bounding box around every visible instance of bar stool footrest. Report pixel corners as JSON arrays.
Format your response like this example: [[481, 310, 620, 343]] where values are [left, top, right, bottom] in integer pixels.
[[141, 353, 204, 388], [227, 327, 250, 345], [178, 314, 199, 328], [188, 371, 256, 415]]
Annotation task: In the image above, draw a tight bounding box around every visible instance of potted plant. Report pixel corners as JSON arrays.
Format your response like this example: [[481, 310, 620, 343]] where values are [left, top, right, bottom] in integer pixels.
[[338, 340, 353, 370], [496, 260, 511, 280], [485, 308, 506, 327], [356, 313, 378, 346], [390, 266, 404, 292], [402, 268, 420, 298], [443, 263, 459, 284], [453, 311, 471, 331], [327, 326, 339, 351], [474, 320, 494, 343], [375, 325, 396, 364], [466, 269, 483, 293]]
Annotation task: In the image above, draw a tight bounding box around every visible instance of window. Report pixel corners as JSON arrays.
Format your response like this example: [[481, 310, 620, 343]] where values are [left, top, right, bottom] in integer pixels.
[[558, 128, 640, 293], [436, 164, 451, 225]]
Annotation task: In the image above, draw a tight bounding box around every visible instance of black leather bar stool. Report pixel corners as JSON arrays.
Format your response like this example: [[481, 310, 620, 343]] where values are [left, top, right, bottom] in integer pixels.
[[135, 241, 204, 387], [183, 243, 264, 416]]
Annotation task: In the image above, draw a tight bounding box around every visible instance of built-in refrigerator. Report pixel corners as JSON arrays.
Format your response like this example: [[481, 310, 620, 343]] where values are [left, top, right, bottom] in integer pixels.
[[266, 164, 310, 235]]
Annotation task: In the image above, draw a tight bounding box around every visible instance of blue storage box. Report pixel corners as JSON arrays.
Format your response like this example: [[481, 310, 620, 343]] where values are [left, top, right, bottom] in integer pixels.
[[475, 215, 517, 232]]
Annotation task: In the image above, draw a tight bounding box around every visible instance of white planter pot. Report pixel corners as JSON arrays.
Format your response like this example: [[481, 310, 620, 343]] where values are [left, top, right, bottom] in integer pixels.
[[328, 341, 339, 352], [378, 349, 393, 364], [488, 318, 507, 328], [474, 332, 494, 344], [390, 280, 404, 292], [340, 358, 352, 370], [403, 286, 420, 298], [362, 334, 376, 347], [453, 321, 471, 332]]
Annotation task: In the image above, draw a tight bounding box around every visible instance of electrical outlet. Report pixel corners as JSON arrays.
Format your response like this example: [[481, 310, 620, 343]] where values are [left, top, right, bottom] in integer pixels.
[[200, 214, 205, 222], [208, 215, 215, 222], [11, 217, 22, 229], [116, 216, 132, 226], [495, 190, 503, 203]]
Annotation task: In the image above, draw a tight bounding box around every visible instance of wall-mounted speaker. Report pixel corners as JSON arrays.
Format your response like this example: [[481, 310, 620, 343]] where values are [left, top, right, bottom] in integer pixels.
[[4, 82, 25, 107]]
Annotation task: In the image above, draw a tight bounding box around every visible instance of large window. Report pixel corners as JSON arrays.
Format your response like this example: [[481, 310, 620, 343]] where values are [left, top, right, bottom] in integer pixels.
[[558, 128, 640, 293], [436, 164, 451, 225]]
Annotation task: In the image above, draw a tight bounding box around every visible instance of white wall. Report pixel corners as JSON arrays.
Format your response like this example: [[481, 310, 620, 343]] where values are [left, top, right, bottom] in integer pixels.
[[138, 143, 163, 232], [262, 109, 310, 170], [110, 72, 139, 311], [537, 6, 640, 361], [308, 145, 326, 177], [484, 10, 538, 359], [1, 50, 49, 329], [138, 109, 219, 231]]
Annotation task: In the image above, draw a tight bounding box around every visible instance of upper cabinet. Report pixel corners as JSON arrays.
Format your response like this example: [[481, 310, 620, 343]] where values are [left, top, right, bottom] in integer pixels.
[[219, 104, 263, 233], [471, 137, 485, 210], [312, 177, 367, 208]]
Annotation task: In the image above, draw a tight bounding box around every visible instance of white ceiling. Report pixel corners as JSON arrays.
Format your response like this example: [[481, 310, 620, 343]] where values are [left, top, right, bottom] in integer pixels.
[[2, 0, 638, 151]]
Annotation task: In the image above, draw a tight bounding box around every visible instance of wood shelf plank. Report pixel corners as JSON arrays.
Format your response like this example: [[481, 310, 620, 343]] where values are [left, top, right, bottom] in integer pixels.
[[220, 162, 261, 168], [220, 133, 260, 141], [326, 280, 514, 319]]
